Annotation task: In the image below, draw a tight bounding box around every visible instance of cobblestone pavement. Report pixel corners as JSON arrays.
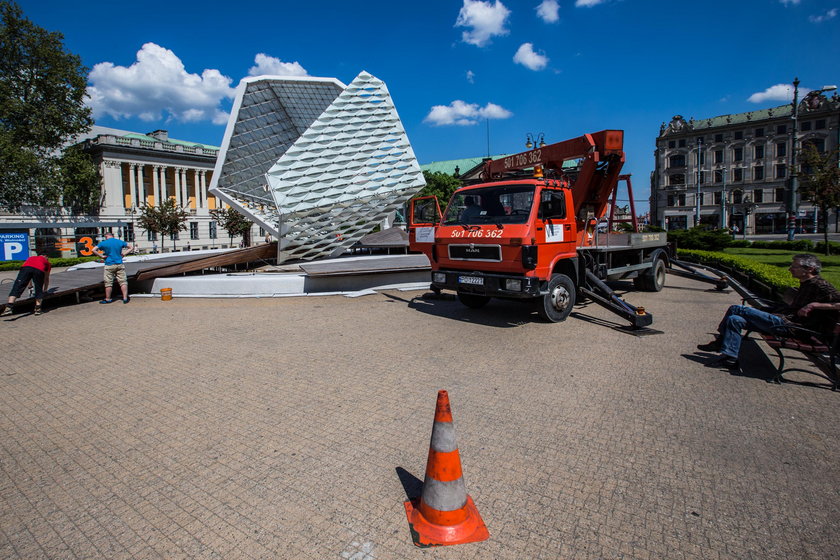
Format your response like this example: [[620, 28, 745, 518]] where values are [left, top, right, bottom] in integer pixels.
[[1, 274, 838, 560]]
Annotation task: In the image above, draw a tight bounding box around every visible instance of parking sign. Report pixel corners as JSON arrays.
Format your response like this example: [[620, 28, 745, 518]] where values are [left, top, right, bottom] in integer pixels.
[[0, 232, 30, 261]]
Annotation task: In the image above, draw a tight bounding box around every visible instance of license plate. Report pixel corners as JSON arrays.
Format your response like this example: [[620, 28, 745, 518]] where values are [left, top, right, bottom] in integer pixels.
[[458, 275, 484, 285]]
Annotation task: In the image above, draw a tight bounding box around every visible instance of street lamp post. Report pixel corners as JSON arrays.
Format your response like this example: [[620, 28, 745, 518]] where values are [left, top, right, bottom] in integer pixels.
[[525, 133, 545, 149], [695, 138, 702, 227], [788, 78, 838, 241], [721, 167, 727, 229], [742, 195, 755, 240]]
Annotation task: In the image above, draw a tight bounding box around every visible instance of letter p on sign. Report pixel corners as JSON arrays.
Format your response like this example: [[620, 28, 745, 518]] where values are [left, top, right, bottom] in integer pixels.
[[3, 242, 22, 260]]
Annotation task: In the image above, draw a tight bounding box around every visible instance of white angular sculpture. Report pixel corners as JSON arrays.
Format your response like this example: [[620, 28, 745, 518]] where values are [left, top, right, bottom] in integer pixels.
[[209, 71, 426, 261]]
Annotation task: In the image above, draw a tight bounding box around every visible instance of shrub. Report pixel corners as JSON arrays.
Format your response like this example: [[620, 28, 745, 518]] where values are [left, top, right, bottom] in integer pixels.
[[750, 240, 814, 251], [677, 249, 797, 292], [0, 256, 98, 272], [814, 241, 840, 255], [667, 226, 733, 251], [728, 239, 752, 248]]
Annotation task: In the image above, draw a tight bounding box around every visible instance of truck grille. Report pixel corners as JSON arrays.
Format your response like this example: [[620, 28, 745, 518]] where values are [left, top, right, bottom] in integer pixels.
[[448, 244, 502, 262]]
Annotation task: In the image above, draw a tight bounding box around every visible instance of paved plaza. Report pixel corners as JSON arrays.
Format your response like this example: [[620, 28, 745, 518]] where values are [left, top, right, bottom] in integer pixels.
[[1, 274, 838, 559]]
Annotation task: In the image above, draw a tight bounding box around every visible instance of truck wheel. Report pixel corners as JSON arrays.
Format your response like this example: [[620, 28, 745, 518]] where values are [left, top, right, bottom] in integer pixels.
[[635, 258, 666, 292], [537, 274, 575, 322], [458, 293, 490, 309]]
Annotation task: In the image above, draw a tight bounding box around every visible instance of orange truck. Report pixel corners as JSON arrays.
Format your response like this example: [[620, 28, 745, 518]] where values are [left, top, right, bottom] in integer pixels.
[[407, 130, 671, 327]]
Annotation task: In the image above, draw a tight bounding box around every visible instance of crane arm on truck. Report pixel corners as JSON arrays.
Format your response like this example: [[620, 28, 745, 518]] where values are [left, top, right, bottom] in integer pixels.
[[481, 130, 625, 224]]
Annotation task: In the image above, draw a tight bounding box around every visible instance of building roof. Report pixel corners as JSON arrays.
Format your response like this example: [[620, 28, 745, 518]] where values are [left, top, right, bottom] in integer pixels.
[[421, 155, 507, 177], [81, 125, 220, 150]]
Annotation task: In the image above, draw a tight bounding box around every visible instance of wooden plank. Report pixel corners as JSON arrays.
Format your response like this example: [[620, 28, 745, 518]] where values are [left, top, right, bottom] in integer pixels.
[[300, 254, 429, 276]]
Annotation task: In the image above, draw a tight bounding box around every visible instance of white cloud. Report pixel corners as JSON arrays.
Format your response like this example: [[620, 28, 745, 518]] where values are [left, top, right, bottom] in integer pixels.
[[575, 0, 607, 6], [466, 70, 475, 83], [455, 0, 511, 47], [86, 42, 235, 125], [809, 8, 838, 22], [247, 53, 308, 77], [424, 100, 513, 126], [536, 0, 560, 22], [779, 0, 801, 5], [513, 43, 549, 71], [747, 83, 813, 103]]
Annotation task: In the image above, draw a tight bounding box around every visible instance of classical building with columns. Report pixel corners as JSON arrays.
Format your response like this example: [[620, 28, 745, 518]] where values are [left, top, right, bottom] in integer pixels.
[[0, 126, 263, 258]]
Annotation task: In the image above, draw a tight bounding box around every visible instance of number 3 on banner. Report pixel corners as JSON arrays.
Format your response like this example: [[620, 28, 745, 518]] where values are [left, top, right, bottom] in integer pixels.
[[78, 236, 95, 256]]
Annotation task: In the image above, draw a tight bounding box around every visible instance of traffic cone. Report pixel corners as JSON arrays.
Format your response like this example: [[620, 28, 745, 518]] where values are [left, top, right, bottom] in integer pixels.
[[404, 390, 489, 547]]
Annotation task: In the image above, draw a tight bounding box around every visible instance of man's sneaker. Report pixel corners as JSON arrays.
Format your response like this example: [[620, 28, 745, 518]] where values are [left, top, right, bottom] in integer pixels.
[[0, 305, 12, 317], [697, 338, 722, 352], [33, 306, 42, 316], [706, 354, 739, 370], [122, 297, 130, 304], [99, 299, 113, 304]]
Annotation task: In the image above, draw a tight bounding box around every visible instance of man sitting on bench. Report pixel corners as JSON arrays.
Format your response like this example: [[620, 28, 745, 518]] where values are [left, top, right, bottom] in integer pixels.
[[698, 254, 840, 368]]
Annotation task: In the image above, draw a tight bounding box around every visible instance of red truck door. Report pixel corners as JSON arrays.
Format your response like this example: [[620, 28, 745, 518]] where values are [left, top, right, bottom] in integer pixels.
[[407, 196, 442, 258]]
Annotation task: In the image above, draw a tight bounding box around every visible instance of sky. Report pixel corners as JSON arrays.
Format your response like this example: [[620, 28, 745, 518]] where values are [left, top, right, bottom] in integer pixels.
[[17, 0, 840, 212]]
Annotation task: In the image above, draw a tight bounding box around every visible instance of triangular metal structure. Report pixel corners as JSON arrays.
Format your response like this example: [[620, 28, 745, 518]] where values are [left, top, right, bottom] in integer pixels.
[[209, 71, 426, 262]]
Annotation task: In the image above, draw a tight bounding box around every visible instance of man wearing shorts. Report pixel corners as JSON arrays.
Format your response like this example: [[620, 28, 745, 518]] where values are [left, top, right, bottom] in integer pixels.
[[94, 232, 133, 304], [2, 252, 52, 317]]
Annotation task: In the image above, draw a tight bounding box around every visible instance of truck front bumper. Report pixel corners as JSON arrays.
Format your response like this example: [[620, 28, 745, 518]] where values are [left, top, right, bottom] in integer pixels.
[[431, 270, 542, 299]]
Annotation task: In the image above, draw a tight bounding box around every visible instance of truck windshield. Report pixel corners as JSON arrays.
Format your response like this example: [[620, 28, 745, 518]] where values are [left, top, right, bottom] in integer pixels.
[[443, 185, 535, 226]]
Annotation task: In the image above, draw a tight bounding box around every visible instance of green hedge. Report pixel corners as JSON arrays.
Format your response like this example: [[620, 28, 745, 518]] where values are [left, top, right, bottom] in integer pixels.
[[677, 249, 798, 292], [667, 227, 733, 251], [0, 256, 98, 272], [749, 239, 814, 251]]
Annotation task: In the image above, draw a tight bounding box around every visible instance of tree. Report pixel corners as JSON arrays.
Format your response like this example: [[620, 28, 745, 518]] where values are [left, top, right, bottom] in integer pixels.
[[798, 145, 840, 255], [211, 206, 253, 247], [137, 199, 188, 252], [418, 170, 462, 202], [0, 1, 99, 212]]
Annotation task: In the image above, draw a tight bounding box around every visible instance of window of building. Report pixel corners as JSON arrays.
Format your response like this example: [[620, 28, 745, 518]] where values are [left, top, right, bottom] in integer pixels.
[[776, 142, 787, 157], [668, 140, 675, 148], [816, 119, 826, 129], [734, 131, 743, 140], [698, 151, 705, 165], [126, 224, 135, 243], [189, 221, 199, 240], [733, 190, 743, 204], [754, 189, 763, 203], [776, 164, 786, 178], [147, 230, 157, 241], [170, 231, 180, 241], [669, 174, 685, 186], [800, 121, 812, 132], [209, 221, 217, 239], [715, 133, 723, 142], [714, 170, 723, 183], [259, 227, 265, 237], [669, 154, 686, 167], [678, 139, 686, 148], [733, 147, 743, 162], [667, 194, 674, 207], [754, 145, 764, 159], [734, 168, 743, 182], [678, 193, 685, 206], [714, 191, 722, 204], [755, 127, 764, 137], [754, 166, 764, 180], [699, 171, 705, 184], [714, 150, 723, 164], [775, 187, 786, 203], [803, 138, 826, 154], [777, 124, 787, 134]]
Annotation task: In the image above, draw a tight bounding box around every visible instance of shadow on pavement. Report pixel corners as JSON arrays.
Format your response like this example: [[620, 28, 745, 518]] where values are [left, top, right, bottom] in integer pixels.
[[384, 291, 535, 329], [395, 467, 423, 500]]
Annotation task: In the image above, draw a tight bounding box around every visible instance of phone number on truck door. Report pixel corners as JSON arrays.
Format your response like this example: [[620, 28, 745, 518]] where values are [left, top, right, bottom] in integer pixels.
[[449, 229, 503, 238]]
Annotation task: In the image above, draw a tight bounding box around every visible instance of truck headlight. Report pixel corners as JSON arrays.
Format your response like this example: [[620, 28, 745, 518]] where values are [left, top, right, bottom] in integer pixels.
[[433, 272, 446, 283], [504, 279, 522, 291]]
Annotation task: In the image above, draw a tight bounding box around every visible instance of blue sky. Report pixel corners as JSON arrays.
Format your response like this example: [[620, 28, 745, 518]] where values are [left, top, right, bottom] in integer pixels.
[[18, 0, 840, 211]]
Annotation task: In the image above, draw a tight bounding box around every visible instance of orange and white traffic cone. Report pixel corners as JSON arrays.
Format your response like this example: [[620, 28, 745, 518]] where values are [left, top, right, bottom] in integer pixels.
[[404, 390, 489, 547]]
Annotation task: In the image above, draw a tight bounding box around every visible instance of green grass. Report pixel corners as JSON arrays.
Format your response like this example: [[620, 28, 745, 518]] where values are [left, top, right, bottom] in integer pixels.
[[722, 248, 840, 288]]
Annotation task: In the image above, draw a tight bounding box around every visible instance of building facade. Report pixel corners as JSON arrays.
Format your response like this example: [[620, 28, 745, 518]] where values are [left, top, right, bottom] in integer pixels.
[[0, 126, 264, 259], [652, 91, 840, 234]]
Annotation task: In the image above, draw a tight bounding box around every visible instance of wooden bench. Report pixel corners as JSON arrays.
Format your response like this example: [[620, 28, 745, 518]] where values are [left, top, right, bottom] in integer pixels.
[[748, 323, 840, 391]]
